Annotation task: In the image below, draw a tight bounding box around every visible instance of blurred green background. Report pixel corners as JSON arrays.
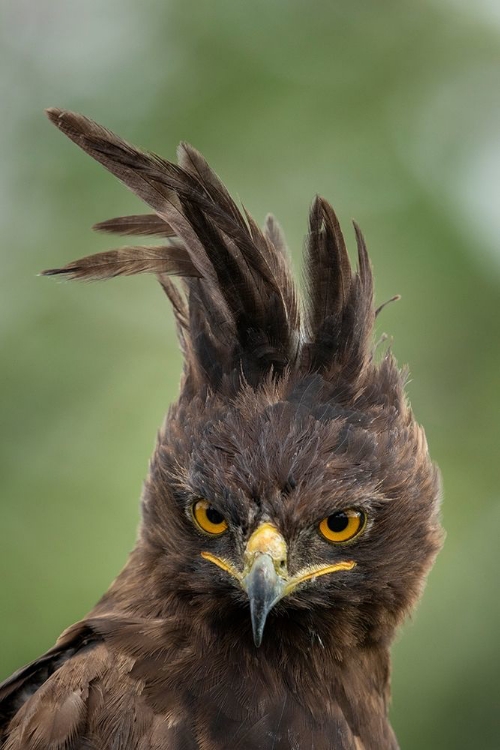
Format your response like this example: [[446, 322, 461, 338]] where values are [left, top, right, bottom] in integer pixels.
[[1, 1, 499, 747]]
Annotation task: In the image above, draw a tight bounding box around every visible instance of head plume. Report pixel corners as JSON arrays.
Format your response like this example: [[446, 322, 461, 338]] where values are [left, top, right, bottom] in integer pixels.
[[43, 109, 387, 401]]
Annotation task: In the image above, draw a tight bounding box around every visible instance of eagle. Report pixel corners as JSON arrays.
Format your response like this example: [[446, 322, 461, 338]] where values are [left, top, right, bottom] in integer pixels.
[[0, 109, 443, 749]]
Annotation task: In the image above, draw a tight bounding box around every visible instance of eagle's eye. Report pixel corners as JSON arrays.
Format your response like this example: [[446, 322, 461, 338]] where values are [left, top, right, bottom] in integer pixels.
[[319, 509, 366, 543], [192, 500, 228, 536]]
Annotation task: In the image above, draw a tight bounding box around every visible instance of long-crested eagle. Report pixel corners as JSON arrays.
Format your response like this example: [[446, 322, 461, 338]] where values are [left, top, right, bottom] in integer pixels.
[[0, 109, 443, 750]]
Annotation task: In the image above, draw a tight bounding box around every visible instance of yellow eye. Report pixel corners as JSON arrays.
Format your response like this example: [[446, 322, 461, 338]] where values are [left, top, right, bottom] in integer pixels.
[[319, 509, 366, 543], [192, 500, 228, 536]]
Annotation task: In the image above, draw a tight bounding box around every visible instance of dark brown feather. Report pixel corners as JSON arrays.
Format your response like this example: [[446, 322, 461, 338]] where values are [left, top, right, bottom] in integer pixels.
[[41, 245, 201, 281], [304, 199, 374, 386], [93, 213, 175, 237], [44, 108, 301, 388]]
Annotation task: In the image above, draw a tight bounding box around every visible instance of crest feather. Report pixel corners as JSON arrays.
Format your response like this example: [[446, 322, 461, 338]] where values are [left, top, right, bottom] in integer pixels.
[[93, 214, 175, 237], [42, 245, 200, 281], [44, 108, 383, 397], [304, 198, 375, 385]]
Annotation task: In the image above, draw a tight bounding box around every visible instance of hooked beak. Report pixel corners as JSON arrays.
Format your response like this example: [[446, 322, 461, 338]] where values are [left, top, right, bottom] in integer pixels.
[[242, 552, 286, 647], [201, 522, 356, 647], [241, 523, 288, 647]]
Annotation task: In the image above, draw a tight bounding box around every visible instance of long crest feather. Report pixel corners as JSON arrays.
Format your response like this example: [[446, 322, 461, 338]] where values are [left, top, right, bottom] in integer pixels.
[[93, 214, 175, 237], [304, 197, 375, 387], [44, 109, 301, 391], [42, 245, 200, 281], [44, 109, 380, 397]]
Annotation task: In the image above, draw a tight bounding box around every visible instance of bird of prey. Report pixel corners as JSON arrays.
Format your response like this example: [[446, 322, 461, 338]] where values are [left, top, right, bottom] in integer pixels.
[[0, 109, 443, 750]]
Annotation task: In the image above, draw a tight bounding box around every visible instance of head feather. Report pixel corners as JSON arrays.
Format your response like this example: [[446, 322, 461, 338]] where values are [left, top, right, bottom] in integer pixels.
[[93, 213, 175, 237], [44, 108, 387, 398]]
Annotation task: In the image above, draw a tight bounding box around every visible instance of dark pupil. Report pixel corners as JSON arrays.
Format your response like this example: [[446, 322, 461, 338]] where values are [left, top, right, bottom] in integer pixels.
[[206, 506, 224, 525], [327, 512, 349, 533]]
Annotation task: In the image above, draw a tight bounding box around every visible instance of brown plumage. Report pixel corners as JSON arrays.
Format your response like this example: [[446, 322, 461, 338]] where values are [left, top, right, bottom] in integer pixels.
[[0, 109, 443, 749]]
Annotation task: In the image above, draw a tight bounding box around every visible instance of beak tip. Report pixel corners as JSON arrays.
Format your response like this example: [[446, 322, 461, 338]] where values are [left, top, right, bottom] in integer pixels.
[[253, 632, 263, 648], [250, 609, 265, 647]]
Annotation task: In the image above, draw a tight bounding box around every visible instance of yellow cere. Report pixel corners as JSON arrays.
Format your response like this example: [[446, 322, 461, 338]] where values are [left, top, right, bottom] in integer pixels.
[[319, 509, 366, 543], [245, 523, 287, 562], [193, 499, 228, 536]]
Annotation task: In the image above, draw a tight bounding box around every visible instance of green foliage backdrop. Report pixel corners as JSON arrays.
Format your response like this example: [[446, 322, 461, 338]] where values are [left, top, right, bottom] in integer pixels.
[[1, 1, 499, 747]]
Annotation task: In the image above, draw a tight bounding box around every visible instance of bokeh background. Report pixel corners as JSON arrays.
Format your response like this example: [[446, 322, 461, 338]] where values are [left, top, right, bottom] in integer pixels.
[[1, 1, 499, 747]]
